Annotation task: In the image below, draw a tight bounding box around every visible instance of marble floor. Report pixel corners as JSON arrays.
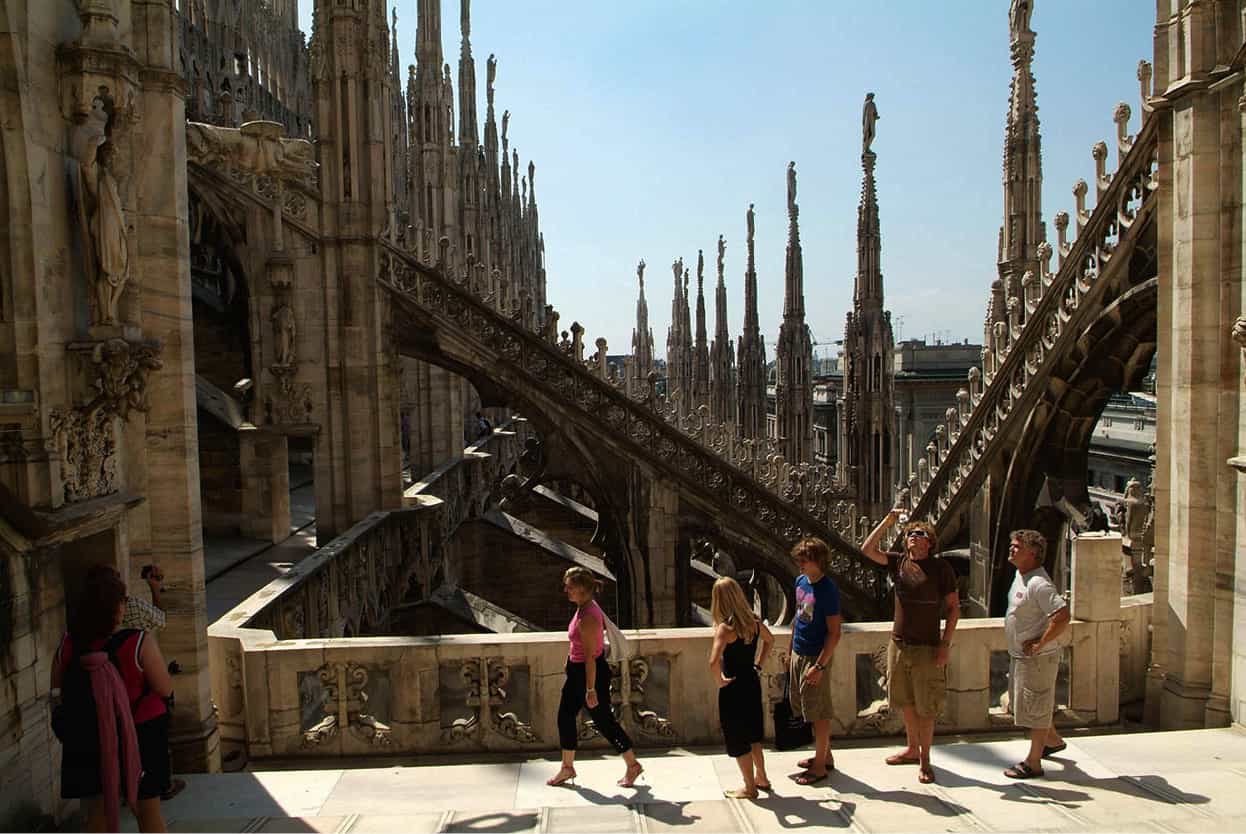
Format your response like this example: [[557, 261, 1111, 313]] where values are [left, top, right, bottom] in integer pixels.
[[124, 726, 1246, 833]]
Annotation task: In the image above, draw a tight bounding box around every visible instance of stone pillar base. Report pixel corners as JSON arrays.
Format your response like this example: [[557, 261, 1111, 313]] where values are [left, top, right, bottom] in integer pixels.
[[1159, 677, 1213, 730], [169, 714, 222, 774]]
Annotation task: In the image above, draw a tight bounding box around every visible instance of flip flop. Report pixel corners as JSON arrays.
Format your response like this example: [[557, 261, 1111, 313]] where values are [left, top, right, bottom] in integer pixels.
[[918, 766, 936, 784], [791, 769, 828, 786], [723, 788, 758, 799], [796, 756, 835, 771], [885, 753, 921, 766], [755, 781, 774, 793], [1004, 761, 1044, 779], [1042, 743, 1068, 758]]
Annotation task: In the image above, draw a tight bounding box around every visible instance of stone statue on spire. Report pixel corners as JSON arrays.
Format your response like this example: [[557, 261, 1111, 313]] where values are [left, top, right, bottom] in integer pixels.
[[637, 259, 646, 289], [1009, 0, 1033, 42], [697, 249, 704, 284], [717, 235, 725, 278], [786, 161, 798, 218], [862, 92, 879, 154], [747, 203, 755, 245], [486, 54, 497, 105]]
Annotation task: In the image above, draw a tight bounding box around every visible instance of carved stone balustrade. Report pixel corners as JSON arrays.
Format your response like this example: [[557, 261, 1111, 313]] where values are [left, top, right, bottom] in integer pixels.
[[210, 574, 1151, 765]]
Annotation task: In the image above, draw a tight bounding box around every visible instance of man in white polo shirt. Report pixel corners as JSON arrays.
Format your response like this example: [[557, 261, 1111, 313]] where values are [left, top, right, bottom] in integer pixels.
[[1003, 529, 1071, 779]]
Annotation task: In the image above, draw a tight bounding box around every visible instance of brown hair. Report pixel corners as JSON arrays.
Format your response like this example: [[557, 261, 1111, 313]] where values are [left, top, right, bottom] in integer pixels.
[[563, 566, 603, 596], [791, 537, 832, 574], [70, 564, 127, 646], [903, 520, 940, 554], [711, 576, 758, 642], [1010, 529, 1048, 564]]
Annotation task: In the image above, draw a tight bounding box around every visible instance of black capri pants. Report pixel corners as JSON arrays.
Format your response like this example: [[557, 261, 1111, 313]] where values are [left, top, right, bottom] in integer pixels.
[[557, 656, 633, 753]]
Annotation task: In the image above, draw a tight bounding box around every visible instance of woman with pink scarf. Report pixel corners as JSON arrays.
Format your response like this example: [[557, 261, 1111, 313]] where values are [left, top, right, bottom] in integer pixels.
[[52, 565, 173, 832]]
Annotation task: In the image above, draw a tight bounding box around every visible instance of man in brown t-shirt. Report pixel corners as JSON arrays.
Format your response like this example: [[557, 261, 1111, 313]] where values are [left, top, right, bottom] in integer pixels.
[[863, 510, 960, 784]]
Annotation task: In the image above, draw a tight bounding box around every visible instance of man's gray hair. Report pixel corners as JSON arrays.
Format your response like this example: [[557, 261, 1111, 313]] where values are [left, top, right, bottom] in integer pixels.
[[1011, 529, 1048, 564]]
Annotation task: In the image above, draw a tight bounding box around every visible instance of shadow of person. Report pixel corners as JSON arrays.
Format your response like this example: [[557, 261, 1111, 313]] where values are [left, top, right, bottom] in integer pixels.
[[640, 802, 704, 827], [746, 794, 858, 830], [444, 810, 540, 833], [566, 781, 654, 806], [931, 753, 1211, 812], [828, 771, 974, 818]]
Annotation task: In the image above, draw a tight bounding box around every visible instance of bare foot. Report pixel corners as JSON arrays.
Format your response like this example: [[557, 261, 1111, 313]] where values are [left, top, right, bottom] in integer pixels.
[[618, 762, 644, 787], [546, 766, 576, 787]]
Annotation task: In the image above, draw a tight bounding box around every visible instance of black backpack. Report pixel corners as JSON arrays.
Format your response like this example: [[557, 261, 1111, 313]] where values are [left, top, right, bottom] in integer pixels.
[[52, 629, 139, 754]]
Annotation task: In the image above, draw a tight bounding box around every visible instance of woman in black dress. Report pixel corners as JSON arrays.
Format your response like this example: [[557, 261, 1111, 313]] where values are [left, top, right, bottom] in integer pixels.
[[709, 576, 775, 799]]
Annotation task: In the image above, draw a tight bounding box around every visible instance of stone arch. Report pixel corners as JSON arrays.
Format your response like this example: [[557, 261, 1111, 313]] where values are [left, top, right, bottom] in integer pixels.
[[987, 272, 1158, 614]]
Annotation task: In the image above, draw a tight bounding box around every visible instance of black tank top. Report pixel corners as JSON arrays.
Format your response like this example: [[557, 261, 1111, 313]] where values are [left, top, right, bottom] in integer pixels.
[[722, 628, 759, 680]]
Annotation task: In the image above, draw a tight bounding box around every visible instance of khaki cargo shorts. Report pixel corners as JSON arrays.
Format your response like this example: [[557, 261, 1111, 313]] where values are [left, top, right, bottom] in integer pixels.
[[887, 640, 947, 718], [1010, 653, 1059, 729], [789, 653, 834, 722]]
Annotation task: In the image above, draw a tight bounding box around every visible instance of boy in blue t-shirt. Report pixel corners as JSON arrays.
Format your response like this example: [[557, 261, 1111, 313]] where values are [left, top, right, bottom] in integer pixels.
[[788, 537, 842, 785]]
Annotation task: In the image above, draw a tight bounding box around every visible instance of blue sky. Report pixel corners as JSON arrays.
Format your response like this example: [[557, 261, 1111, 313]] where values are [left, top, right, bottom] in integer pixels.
[[298, 1, 1154, 360]]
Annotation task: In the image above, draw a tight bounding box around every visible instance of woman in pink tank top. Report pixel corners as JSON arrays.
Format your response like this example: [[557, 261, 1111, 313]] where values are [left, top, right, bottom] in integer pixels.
[[547, 567, 643, 789]]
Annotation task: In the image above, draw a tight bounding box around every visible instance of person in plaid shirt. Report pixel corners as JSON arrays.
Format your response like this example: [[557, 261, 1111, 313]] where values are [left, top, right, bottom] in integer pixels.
[[122, 565, 166, 631]]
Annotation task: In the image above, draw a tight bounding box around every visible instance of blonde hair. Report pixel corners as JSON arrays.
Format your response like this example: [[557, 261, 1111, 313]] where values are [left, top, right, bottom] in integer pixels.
[[790, 537, 832, 573], [711, 577, 758, 642], [563, 566, 603, 595]]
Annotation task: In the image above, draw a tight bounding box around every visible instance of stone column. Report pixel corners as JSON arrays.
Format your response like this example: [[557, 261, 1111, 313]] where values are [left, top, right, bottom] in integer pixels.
[[1069, 534, 1121, 724], [124, 0, 219, 773], [634, 477, 679, 627], [239, 431, 291, 542], [1150, 0, 1242, 730]]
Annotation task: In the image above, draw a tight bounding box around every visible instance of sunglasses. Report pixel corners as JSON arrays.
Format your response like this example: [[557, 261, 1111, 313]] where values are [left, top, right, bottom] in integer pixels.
[[906, 530, 929, 539]]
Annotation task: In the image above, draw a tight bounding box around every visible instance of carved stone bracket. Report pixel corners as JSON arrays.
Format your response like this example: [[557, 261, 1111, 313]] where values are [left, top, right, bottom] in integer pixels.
[[51, 338, 163, 503], [265, 364, 312, 426]]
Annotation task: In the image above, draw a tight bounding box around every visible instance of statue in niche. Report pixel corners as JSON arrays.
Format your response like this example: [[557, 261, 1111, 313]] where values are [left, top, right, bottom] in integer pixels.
[[862, 92, 879, 154], [272, 302, 296, 366], [1009, 0, 1032, 41], [786, 161, 797, 218], [70, 93, 130, 327]]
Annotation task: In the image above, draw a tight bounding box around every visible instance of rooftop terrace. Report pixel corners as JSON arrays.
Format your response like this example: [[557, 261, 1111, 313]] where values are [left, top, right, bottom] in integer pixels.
[[130, 727, 1246, 833]]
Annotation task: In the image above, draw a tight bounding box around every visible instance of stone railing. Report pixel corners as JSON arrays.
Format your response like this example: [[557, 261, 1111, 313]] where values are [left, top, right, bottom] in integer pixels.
[[209, 535, 1149, 765], [902, 82, 1159, 530], [376, 240, 890, 615]]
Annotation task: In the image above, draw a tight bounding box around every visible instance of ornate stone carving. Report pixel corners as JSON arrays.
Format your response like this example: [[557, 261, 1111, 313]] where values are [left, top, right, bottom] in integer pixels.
[[186, 120, 317, 184], [627, 657, 675, 737], [265, 365, 313, 425], [300, 662, 392, 748], [51, 339, 162, 503]]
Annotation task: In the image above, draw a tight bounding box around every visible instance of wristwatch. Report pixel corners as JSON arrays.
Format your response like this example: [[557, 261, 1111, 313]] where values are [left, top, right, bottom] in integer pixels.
[[812, 662, 825, 671], [753, 663, 763, 672]]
